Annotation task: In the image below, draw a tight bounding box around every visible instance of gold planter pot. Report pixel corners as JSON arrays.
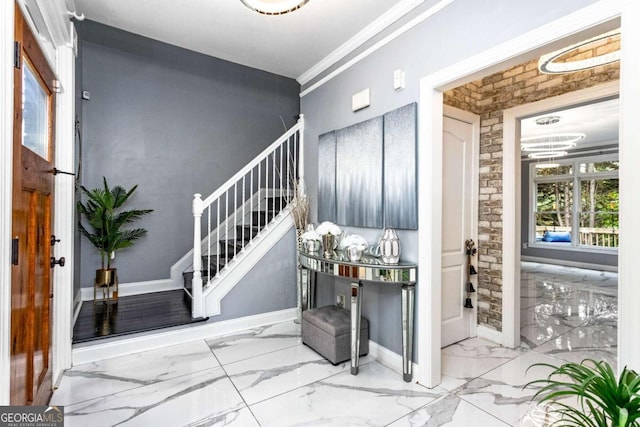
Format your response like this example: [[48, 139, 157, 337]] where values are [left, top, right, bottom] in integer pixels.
[[94, 268, 119, 304]]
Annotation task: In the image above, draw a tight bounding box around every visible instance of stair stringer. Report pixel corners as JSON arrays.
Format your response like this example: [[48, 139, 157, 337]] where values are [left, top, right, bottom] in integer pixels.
[[202, 210, 295, 317]]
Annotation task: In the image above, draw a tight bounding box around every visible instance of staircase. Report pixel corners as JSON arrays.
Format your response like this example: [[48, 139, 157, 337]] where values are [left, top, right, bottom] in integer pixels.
[[182, 195, 287, 300], [183, 116, 304, 319]]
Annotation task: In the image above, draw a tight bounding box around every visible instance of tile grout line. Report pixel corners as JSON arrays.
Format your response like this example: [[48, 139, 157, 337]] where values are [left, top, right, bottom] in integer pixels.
[[204, 338, 264, 427]]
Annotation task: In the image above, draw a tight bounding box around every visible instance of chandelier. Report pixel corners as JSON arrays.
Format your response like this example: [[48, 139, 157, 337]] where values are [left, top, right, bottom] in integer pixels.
[[240, 0, 309, 15], [521, 116, 585, 168]]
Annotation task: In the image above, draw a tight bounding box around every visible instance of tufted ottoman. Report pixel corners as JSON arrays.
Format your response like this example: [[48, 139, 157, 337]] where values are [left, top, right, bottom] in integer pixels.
[[301, 305, 369, 364]]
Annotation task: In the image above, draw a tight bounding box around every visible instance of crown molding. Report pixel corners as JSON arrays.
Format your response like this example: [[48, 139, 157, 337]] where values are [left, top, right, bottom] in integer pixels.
[[297, 0, 425, 86], [299, 0, 454, 97]]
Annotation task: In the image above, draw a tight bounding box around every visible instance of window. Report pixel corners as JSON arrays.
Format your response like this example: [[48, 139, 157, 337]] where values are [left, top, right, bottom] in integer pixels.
[[22, 59, 50, 160], [530, 155, 619, 250]]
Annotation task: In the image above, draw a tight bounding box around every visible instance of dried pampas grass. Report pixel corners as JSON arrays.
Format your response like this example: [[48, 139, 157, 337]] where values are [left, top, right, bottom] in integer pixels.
[[289, 179, 309, 230]]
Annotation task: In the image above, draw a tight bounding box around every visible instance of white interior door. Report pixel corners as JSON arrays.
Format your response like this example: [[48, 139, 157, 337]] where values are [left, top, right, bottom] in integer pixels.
[[441, 111, 478, 348]]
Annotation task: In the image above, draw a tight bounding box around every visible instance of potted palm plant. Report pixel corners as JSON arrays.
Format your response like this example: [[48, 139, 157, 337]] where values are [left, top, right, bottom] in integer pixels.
[[77, 177, 153, 294], [525, 359, 640, 426]]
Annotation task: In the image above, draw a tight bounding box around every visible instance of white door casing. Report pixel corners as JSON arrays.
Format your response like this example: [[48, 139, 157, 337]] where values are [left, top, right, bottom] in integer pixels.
[[441, 108, 479, 348], [417, 0, 628, 388]]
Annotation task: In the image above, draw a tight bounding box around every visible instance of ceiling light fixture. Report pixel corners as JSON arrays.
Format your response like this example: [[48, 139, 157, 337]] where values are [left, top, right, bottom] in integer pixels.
[[538, 29, 620, 74], [240, 0, 309, 15], [520, 133, 585, 151], [535, 116, 561, 126], [528, 151, 569, 159], [535, 162, 562, 169], [521, 141, 577, 151]]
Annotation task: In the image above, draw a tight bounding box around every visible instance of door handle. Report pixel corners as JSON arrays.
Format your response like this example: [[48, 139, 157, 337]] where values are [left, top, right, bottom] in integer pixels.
[[12, 237, 18, 265], [50, 257, 65, 268]]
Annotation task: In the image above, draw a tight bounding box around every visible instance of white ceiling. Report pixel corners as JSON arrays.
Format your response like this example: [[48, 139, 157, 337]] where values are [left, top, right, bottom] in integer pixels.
[[521, 98, 619, 153], [73, 0, 408, 79], [71, 1, 621, 147]]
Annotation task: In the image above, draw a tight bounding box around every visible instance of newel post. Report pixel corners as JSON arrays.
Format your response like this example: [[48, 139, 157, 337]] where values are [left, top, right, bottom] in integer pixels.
[[192, 193, 204, 318], [298, 114, 305, 194]]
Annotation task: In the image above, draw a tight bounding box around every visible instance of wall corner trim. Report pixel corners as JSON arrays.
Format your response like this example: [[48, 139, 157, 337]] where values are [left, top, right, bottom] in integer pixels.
[[298, 0, 454, 98], [0, 0, 15, 407], [297, 0, 425, 86]]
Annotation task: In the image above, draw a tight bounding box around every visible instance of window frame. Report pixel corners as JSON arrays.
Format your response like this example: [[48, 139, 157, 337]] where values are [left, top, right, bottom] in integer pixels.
[[528, 153, 619, 253]]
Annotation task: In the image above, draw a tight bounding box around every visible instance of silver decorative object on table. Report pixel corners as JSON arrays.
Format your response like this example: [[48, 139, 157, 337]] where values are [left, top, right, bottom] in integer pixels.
[[340, 234, 368, 262], [322, 234, 335, 258], [379, 228, 401, 264], [305, 239, 320, 252], [347, 245, 364, 262], [316, 221, 341, 258]]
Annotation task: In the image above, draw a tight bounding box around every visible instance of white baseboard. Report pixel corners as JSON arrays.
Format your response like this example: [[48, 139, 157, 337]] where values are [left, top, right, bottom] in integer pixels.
[[521, 256, 618, 272], [368, 341, 419, 381], [477, 325, 503, 345], [80, 279, 180, 301], [72, 308, 296, 365]]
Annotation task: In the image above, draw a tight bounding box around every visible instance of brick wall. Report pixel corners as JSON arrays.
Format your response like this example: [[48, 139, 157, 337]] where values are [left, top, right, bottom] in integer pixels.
[[443, 33, 620, 331]]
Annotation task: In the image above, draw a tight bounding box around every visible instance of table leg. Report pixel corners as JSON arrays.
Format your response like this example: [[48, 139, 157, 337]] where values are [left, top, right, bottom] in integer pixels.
[[401, 284, 415, 382], [295, 266, 303, 324], [309, 271, 317, 309], [350, 281, 363, 375]]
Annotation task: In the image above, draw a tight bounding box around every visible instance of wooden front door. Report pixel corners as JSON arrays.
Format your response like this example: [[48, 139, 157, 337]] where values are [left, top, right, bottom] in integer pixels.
[[11, 4, 56, 405]]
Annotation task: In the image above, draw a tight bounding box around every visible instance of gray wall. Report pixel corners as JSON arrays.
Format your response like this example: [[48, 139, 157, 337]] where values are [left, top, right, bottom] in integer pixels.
[[521, 146, 618, 267], [76, 21, 300, 287], [215, 228, 297, 321], [301, 0, 599, 355]]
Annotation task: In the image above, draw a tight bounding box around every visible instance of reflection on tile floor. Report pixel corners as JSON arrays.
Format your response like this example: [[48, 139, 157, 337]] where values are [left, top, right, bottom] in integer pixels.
[[54, 262, 617, 426]]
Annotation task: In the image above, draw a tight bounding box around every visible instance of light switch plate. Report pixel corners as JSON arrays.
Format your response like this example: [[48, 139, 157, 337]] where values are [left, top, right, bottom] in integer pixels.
[[393, 69, 405, 90], [352, 88, 370, 111]]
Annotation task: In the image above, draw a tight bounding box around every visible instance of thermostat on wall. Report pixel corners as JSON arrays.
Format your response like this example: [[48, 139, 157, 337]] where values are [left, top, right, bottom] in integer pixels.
[[352, 88, 370, 112]]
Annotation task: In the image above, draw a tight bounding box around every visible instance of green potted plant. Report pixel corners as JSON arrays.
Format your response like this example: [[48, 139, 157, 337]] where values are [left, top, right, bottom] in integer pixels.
[[525, 359, 640, 426], [77, 177, 153, 293]]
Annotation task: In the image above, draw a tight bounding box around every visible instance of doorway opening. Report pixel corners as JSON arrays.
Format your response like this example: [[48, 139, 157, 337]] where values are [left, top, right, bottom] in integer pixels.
[[517, 94, 619, 367], [417, 6, 631, 388]]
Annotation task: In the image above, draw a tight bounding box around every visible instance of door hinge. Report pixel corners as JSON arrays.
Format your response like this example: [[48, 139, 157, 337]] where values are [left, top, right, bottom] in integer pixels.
[[14, 41, 20, 69], [12, 237, 19, 265]]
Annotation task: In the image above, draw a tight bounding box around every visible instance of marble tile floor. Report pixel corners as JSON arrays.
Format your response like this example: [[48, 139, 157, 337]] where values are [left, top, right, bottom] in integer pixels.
[[53, 262, 617, 426]]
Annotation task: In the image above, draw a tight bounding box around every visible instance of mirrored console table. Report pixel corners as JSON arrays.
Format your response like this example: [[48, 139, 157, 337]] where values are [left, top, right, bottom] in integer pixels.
[[298, 249, 417, 382]]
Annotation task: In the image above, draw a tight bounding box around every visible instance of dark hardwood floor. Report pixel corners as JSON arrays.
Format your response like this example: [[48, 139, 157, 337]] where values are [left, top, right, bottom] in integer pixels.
[[73, 290, 207, 344]]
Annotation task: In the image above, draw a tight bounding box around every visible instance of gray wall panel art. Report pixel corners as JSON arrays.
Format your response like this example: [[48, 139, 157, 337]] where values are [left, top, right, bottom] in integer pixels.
[[336, 117, 384, 228], [384, 103, 418, 229], [318, 131, 337, 222]]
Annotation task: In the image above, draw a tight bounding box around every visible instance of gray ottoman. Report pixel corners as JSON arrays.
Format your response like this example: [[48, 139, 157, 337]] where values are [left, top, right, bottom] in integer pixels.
[[302, 305, 369, 364]]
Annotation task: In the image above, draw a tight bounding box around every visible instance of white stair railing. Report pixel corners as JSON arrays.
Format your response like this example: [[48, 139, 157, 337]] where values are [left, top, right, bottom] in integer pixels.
[[190, 115, 304, 318]]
